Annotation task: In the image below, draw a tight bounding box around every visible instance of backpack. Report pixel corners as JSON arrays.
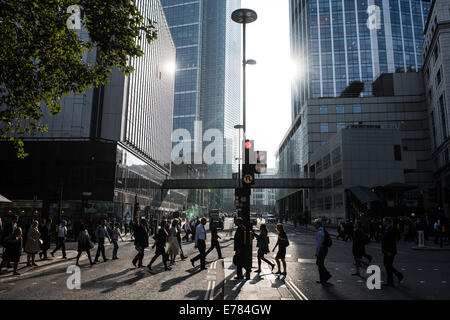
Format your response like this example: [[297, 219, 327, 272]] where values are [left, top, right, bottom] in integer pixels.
[[324, 229, 332, 248]]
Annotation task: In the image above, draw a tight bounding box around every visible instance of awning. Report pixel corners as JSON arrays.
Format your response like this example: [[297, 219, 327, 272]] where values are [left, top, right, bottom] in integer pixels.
[[347, 186, 382, 205], [0, 194, 12, 203]]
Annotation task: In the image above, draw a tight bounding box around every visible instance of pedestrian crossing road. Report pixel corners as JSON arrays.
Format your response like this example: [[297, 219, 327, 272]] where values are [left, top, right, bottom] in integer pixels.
[[0, 218, 449, 300]]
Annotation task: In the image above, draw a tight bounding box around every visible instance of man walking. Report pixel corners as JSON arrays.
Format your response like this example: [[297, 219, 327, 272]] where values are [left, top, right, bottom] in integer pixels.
[[51, 220, 67, 259], [190, 217, 207, 270], [176, 219, 187, 260], [233, 218, 250, 280], [381, 217, 404, 287], [133, 218, 149, 268], [205, 221, 223, 260], [94, 219, 111, 263], [314, 219, 332, 285]]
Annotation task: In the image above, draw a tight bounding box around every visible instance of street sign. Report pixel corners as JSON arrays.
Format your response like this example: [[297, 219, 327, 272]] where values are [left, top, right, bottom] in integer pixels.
[[243, 174, 254, 185]]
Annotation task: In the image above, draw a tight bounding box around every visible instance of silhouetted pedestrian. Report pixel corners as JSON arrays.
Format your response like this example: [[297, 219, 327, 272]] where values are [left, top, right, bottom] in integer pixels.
[[191, 218, 207, 270], [381, 217, 404, 287], [148, 220, 170, 271], [205, 220, 223, 260], [314, 219, 332, 285], [76, 224, 94, 266], [51, 220, 67, 259], [132, 218, 149, 268], [253, 223, 274, 272], [94, 219, 111, 263]]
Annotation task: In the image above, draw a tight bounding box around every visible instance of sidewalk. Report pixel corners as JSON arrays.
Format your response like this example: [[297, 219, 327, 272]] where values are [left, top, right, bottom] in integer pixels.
[[223, 257, 295, 300]]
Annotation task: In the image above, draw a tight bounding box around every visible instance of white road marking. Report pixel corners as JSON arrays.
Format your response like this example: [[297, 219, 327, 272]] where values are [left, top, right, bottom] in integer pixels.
[[420, 281, 425, 283], [417, 268, 423, 271], [51, 282, 57, 285], [434, 269, 439, 271], [337, 280, 343, 283], [285, 280, 308, 300], [442, 281, 447, 284]]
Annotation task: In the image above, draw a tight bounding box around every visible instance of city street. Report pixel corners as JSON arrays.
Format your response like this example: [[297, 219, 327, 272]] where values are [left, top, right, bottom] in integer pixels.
[[1, 218, 449, 300]]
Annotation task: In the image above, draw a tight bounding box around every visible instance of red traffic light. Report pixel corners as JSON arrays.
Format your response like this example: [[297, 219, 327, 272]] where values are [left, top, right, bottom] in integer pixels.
[[244, 140, 252, 149]]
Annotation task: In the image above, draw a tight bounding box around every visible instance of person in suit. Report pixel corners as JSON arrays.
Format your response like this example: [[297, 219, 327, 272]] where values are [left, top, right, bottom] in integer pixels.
[[233, 218, 250, 280], [132, 218, 150, 268], [51, 220, 67, 259], [381, 217, 404, 287], [191, 218, 208, 270], [147, 220, 170, 271], [39, 218, 52, 260], [94, 219, 111, 263], [205, 221, 223, 260], [352, 219, 371, 276]]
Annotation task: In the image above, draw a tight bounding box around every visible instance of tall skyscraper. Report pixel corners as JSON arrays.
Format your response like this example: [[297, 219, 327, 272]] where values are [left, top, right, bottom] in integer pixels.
[[290, 0, 431, 119], [162, 0, 241, 209]]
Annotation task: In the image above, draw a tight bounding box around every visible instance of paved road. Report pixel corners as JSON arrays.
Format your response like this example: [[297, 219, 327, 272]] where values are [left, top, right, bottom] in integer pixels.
[[265, 223, 450, 300], [1, 218, 449, 300]]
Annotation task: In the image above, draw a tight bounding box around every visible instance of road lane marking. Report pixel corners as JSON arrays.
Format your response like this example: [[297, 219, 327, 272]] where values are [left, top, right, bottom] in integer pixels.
[[434, 269, 439, 271], [442, 281, 447, 284], [420, 281, 425, 283], [297, 259, 315, 263], [417, 268, 422, 271], [285, 280, 308, 300]]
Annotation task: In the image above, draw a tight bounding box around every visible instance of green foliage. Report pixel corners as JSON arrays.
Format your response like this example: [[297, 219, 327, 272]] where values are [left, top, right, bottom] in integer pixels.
[[339, 81, 365, 98], [0, 0, 158, 158]]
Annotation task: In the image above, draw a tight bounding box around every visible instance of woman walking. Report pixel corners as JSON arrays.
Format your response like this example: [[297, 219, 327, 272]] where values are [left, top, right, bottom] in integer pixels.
[[76, 224, 94, 266], [167, 219, 180, 265], [272, 223, 289, 275], [0, 227, 23, 275], [25, 220, 41, 267], [252, 224, 275, 272], [148, 220, 171, 271]]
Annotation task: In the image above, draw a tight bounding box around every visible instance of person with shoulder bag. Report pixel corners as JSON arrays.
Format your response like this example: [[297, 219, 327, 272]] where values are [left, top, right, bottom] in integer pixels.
[[76, 224, 94, 266], [24, 220, 41, 267], [253, 223, 275, 272], [272, 223, 288, 275]]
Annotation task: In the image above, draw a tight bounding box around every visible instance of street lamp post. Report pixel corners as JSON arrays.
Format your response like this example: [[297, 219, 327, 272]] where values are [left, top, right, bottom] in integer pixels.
[[232, 8, 257, 280], [232, 8, 257, 141]]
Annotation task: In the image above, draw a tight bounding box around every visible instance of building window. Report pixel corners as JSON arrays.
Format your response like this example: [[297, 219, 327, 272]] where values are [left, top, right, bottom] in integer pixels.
[[333, 170, 342, 187], [316, 160, 322, 174], [439, 94, 448, 139], [336, 105, 345, 114], [394, 145, 402, 161], [437, 68, 442, 85], [337, 122, 346, 132], [324, 176, 332, 189], [324, 196, 332, 210], [332, 147, 341, 164], [334, 194, 343, 208], [323, 154, 331, 170], [353, 104, 361, 113], [320, 123, 329, 132], [434, 42, 439, 63], [431, 111, 437, 148], [320, 106, 328, 114]]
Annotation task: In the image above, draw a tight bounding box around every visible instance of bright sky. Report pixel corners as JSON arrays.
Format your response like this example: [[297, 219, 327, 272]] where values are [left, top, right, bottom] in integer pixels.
[[240, 0, 292, 168]]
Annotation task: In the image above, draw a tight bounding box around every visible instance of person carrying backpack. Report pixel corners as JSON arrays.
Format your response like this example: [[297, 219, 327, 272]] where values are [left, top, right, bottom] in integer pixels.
[[314, 219, 332, 285]]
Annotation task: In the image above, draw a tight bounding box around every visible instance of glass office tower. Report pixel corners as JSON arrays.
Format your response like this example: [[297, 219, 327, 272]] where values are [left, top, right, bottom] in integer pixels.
[[162, 0, 241, 209], [290, 0, 431, 119]]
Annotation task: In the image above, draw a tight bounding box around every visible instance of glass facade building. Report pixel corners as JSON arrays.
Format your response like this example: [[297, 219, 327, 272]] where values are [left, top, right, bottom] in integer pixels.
[[290, 0, 431, 119], [162, 0, 241, 174], [162, 0, 241, 209]]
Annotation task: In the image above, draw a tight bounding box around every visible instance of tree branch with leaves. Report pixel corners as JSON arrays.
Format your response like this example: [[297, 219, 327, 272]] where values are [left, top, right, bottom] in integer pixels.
[[0, 0, 158, 158]]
